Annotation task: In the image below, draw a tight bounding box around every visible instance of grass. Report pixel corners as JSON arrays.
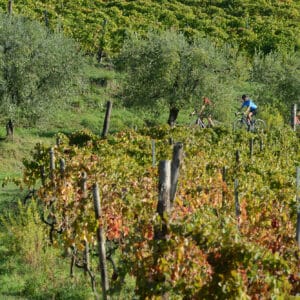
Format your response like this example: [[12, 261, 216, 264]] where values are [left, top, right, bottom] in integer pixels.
[[0, 66, 145, 299], [0, 63, 207, 299]]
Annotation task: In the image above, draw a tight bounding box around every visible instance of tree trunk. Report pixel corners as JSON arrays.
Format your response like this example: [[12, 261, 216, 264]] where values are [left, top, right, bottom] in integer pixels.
[[7, 0, 12, 15], [6, 119, 14, 137], [167, 107, 179, 127]]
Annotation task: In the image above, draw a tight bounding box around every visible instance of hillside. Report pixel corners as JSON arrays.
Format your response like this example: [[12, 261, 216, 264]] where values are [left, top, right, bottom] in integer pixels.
[[1, 124, 298, 299], [0, 0, 299, 55]]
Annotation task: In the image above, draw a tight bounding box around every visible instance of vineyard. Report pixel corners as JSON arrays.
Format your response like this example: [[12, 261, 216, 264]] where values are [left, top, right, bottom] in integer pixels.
[[14, 124, 300, 299], [0, 0, 299, 55], [0, 0, 299, 299]]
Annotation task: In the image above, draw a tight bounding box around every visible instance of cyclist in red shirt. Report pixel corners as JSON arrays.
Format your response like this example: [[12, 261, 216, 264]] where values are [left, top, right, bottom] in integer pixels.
[[191, 97, 214, 127]]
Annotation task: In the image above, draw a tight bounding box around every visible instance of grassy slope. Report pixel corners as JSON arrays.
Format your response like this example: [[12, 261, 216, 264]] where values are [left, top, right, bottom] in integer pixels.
[[0, 65, 169, 299], [2, 64, 292, 298]]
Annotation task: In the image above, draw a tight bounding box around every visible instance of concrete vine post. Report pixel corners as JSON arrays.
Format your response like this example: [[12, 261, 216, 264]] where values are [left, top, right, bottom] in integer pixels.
[[92, 183, 109, 300], [156, 160, 171, 240], [291, 104, 297, 131], [49, 147, 55, 183], [170, 142, 183, 206], [101, 101, 112, 139], [59, 158, 65, 179], [155, 160, 172, 300], [152, 140, 156, 167], [81, 171, 88, 199]]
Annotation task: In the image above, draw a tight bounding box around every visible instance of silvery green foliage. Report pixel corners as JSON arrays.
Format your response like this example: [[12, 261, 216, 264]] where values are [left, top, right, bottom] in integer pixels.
[[0, 14, 86, 125], [250, 51, 300, 118], [116, 30, 247, 123]]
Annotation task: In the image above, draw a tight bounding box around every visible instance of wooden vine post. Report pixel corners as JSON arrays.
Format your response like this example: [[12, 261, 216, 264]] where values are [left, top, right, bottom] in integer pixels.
[[260, 138, 264, 152], [235, 150, 240, 164], [101, 101, 112, 139], [170, 142, 183, 205], [43, 10, 49, 28], [97, 19, 107, 63], [222, 166, 227, 207], [40, 165, 46, 186], [296, 167, 300, 247], [249, 138, 254, 158], [234, 179, 241, 225], [92, 183, 109, 299], [80, 171, 97, 294]]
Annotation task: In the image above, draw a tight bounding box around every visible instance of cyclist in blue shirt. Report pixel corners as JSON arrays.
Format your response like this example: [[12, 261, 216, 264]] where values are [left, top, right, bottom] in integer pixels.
[[240, 94, 257, 125]]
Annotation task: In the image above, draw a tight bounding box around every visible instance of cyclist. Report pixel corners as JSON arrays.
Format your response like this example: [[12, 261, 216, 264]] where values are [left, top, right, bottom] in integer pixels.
[[239, 94, 257, 125], [190, 96, 214, 127]]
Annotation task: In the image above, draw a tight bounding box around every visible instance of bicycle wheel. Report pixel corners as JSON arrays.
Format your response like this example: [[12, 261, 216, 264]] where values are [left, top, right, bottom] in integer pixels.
[[233, 119, 248, 131], [195, 117, 206, 128], [252, 119, 266, 134]]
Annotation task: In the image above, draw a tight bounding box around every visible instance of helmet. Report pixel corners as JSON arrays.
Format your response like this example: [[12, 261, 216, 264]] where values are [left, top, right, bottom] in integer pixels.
[[242, 94, 247, 100]]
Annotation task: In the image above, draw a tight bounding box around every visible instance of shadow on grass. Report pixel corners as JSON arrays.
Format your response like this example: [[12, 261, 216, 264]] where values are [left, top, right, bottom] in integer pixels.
[[36, 129, 74, 138]]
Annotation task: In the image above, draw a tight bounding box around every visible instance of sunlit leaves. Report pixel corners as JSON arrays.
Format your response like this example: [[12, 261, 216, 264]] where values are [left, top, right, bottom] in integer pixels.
[[20, 125, 300, 298]]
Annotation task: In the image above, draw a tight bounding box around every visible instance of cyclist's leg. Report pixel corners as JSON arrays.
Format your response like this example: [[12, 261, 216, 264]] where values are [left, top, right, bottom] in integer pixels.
[[207, 115, 214, 127], [199, 118, 206, 128]]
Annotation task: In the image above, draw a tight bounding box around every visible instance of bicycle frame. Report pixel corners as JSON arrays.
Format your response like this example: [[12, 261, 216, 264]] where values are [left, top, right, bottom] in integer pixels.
[[195, 116, 207, 128], [233, 112, 266, 133]]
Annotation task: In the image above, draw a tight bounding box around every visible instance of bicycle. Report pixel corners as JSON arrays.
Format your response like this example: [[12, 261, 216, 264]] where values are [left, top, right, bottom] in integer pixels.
[[233, 112, 266, 133], [190, 114, 219, 128]]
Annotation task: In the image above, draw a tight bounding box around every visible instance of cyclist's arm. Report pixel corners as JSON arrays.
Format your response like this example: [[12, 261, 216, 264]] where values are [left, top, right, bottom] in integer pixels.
[[244, 106, 250, 115]]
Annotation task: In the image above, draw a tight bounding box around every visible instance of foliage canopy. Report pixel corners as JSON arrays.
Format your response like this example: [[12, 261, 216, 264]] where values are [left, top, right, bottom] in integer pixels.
[[0, 0, 299, 56], [0, 13, 86, 125], [116, 31, 247, 124]]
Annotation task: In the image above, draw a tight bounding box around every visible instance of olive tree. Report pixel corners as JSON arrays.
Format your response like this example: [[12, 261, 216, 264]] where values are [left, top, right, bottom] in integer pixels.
[[250, 51, 300, 120], [0, 14, 86, 125], [116, 30, 245, 126]]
